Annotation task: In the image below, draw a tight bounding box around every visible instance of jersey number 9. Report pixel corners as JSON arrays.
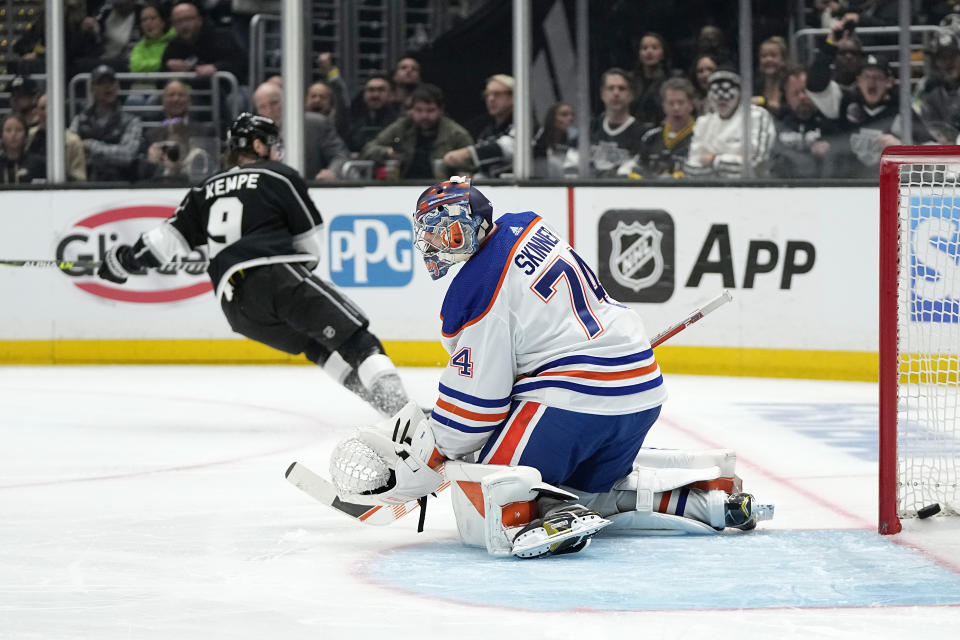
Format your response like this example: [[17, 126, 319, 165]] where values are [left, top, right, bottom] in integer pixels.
[[207, 197, 244, 257]]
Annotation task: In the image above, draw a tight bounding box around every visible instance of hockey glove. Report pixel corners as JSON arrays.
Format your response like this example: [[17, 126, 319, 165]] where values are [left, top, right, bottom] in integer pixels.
[[97, 244, 140, 284]]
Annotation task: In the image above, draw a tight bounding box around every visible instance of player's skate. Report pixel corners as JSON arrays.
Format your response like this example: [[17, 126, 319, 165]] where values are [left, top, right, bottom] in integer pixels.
[[510, 506, 611, 559], [368, 373, 410, 416], [723, 492, 775, 530]]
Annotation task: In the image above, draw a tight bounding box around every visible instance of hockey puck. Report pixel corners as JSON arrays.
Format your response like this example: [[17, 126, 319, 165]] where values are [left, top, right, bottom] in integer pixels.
[[918, 503, 941, 519]]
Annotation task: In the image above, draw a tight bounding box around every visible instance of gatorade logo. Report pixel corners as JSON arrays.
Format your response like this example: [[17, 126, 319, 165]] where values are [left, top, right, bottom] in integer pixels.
[[328, 214, 413, 287], [57, 205, 211, 303], [909, 195, 960, 322]]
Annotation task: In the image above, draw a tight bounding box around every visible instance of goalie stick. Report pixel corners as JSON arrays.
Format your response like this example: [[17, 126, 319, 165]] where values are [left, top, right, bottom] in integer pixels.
[[285, 461, 450, 528], [287, 291, 733, 527], [286, 411, 450, 528], [650, 289, 733, 348]]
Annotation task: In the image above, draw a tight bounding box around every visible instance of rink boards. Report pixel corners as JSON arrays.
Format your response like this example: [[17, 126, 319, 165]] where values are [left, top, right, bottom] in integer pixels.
[[0, 185, 887, 379]]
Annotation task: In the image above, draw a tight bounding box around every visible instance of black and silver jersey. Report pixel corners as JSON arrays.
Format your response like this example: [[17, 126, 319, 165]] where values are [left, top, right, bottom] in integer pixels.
[[133, 160, 324, 298]]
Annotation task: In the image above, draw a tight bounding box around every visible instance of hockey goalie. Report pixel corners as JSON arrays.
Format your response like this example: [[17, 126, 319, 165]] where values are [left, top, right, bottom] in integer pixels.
[[308, 177, 774, 559]]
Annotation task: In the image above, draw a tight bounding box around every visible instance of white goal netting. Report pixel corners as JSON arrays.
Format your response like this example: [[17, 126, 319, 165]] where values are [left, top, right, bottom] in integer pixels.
[[896, 163, 960, 517]]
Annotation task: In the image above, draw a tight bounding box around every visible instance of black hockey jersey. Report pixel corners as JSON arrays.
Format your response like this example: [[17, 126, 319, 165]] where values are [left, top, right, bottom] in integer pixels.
[[133, 160, 324, 299]]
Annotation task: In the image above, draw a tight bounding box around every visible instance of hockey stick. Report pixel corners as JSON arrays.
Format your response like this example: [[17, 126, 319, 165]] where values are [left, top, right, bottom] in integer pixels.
[[650, 289, 733, 348], [0, 259, 101, 269], [285, 461, 450, 527], [0, 259, 207, 271]]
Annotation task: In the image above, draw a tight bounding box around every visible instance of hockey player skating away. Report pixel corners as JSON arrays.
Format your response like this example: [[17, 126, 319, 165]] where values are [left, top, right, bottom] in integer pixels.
[[96, 112, 410, 416], [323, 176, 773, 558]]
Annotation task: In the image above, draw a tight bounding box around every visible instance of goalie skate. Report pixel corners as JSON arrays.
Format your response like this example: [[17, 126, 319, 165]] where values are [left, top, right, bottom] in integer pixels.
[[510, 506, 612, 559], [724, 492, 775, 531]]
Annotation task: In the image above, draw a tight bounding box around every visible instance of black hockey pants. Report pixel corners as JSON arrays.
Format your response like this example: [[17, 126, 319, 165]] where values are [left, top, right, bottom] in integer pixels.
[[220, 262, 382, 366]]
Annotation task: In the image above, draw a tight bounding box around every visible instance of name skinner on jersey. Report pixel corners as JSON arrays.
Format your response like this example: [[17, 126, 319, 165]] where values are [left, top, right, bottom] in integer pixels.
[[205, 173, 260, 199], [513, 225, 560, 275]]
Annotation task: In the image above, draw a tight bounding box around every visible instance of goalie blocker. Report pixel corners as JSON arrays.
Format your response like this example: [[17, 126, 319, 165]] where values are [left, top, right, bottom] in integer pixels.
[[321, 402, 774, 558]]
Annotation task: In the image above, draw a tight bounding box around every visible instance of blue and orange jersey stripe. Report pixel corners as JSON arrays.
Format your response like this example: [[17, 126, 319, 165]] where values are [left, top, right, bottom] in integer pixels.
[[431, 382, 511, 434], [512, 349, 663, 397]]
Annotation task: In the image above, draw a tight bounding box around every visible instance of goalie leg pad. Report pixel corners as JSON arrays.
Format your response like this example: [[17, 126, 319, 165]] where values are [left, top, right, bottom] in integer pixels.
[[444, 462, 582, 556]]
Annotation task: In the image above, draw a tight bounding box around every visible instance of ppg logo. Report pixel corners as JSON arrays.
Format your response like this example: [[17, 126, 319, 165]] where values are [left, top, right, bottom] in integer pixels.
[[329, 215, 413, 287], [909, 195, 960, 323]]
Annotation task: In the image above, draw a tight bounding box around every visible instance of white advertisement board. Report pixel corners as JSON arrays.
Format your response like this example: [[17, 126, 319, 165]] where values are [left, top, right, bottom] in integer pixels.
[[0, 186, 569, 342], [573, 186, 878, 352], [0, 184, 881, 376]]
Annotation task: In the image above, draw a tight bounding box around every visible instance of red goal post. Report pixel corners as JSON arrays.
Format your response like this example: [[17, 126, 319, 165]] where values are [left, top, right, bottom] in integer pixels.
[[879, 146, 960, 535]]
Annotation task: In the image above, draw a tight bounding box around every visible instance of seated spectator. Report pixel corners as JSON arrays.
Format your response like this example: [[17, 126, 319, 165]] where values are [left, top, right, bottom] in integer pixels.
[[346, 75, 402, 153], [64, 0, 107, 77], [532, 101, 579, 178], [918, 30, 960, 143], [162, 0, 247, 123], [590, 68, 647, 178], [695, 24, 731, 65], [70, 65, 143, 182], [127, 3, 177, 110], [27, 94, 87, 182], [306, 80, 335, 116], [8, 76, 40, 127], [139, 80, 218, 182], [823, 15, 865, 90], [753, 36, 789, 117], [684, 66, 776, 178], [96, 0, 141, 69], [0, 114, 45, 184], [689, 53, 719, 115], [807, 18, 933, 177], [162, 2, 246, 81], [622, 77, 697, 179], [306, 80, 350, 139], [391, 55, 422, 107], [253, 81, 347, 181], [129, 3, 176, 73], [443, 74, 516, 178], [312, 52, 352, 136], [771, 67, 843, 179], [361, 83, 473, 180], [630, 33, 678, 128]]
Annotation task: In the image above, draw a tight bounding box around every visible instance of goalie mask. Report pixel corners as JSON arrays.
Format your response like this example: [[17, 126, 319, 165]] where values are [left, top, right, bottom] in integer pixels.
[[413, 176, 494, 280]]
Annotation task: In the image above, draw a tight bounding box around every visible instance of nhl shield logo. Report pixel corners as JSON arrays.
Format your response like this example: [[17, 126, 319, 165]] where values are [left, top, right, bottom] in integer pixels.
[[608, 220, 664, 292]]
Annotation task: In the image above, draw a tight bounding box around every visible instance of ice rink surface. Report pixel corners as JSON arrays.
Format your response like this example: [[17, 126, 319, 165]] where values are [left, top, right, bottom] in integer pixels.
[[2, 365, 960, 639]]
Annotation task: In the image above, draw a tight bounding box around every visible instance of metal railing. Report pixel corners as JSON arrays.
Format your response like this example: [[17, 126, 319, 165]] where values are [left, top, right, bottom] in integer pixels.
[[249, 13, 282, 89], [792, 25, 941, 85], [67, 71, 239, 135]]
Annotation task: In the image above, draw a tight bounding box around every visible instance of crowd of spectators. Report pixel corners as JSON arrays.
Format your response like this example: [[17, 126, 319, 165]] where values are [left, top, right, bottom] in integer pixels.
[[3, 1, 960, 184]]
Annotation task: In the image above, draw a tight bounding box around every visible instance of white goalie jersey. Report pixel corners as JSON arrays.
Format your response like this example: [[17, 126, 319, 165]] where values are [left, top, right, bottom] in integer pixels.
[[428, 211, 667, 459]]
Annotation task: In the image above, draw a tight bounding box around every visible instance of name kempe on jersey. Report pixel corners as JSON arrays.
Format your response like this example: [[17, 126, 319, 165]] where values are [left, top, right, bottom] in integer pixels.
[[430, 211, 667, 459], [138, 160, 323, 299]]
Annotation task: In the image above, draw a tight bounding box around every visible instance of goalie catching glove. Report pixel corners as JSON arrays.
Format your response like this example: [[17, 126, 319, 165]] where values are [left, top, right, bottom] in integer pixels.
[[328, 401, 445, 506]]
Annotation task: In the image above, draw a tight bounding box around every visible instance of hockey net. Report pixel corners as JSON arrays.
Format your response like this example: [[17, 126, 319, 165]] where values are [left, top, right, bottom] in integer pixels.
[[879, 146, 960, 534]]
